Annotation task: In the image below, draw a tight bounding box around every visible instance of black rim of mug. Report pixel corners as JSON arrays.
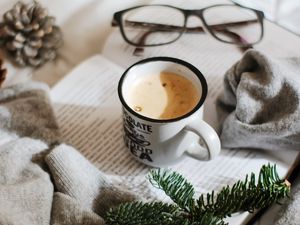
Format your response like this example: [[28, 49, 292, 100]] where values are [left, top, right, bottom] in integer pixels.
[[118, 57, 208, 123]]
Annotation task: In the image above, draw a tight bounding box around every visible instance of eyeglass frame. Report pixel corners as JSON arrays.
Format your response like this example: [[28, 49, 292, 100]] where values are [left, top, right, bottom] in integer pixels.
[[112, 4, 264, 48]]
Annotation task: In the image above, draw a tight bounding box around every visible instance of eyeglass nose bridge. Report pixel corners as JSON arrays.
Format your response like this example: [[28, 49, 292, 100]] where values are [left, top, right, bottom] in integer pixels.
[[182, 9, 209, 34], [184, 9, 205, 20]]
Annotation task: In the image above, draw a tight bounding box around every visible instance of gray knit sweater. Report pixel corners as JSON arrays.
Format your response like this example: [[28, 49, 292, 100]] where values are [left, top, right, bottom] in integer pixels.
[[218, 50, 300, 225], [0, 82, 135, 225]]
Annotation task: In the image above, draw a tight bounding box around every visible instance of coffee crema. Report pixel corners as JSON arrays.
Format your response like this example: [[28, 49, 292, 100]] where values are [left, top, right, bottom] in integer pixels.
[[127, 72, 200, 120]]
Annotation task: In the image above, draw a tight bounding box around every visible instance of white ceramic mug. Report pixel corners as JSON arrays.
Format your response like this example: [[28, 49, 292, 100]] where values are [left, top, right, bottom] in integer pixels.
[[118, 57, 221, 167]]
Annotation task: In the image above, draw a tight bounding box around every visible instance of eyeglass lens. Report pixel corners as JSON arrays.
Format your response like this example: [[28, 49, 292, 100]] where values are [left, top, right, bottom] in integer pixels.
[[203, 5, 261, 45], [121, 5, 185, 46]]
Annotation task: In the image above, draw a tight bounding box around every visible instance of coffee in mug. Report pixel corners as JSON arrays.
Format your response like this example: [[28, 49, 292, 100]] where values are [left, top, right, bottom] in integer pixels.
[[118, 57, 221, 167], [126, 72, 200, 120]]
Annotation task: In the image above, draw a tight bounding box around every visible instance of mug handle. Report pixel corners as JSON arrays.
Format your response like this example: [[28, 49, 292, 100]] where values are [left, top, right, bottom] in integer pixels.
[[184, 117, 221, 160]]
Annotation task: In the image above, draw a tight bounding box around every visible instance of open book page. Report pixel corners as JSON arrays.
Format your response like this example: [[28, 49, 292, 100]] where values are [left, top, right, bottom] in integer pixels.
[[51, 55, 298, 225]]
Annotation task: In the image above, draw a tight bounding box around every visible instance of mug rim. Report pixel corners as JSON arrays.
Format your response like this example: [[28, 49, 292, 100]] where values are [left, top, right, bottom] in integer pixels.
[[118, 57, 208, 123]]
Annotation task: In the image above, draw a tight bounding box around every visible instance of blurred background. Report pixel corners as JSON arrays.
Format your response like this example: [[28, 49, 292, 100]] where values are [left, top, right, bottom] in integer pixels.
[[233, 0, 300, 35], [0, 0, 298, 86]]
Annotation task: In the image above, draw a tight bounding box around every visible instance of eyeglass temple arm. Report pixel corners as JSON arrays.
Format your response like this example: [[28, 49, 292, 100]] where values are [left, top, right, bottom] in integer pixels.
[[111, 18, 119, 26], [132, 29, 252, 55], [132, 28, 253, 56], [132, 30, 155, 56], [217, 29, 253, 51], [132, 29, 179, 56], [112, 19, 259, 33]]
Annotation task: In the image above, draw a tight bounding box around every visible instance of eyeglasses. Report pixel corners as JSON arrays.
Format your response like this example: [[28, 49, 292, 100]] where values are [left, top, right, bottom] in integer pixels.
[[112, 4, 264, 55]]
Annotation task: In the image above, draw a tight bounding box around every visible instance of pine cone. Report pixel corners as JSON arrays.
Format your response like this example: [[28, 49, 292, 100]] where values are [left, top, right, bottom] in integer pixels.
[[0, 58, 7, 87], [0, 1, 63, 67]]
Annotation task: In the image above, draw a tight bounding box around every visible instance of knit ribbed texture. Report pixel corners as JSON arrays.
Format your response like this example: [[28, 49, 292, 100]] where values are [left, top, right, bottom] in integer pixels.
[[0, 81, 58, 225], [218, 50, 300, 151], [51, 193, 105, 225], [0, 81, 136, 224], [0, 81, 61, 145], [0, 138, 53, 225], [218, 50, 300, 224], [46, 144, 137, 218]]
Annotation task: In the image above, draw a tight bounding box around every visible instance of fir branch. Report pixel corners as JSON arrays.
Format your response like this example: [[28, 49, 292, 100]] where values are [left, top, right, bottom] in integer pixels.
[[195, 164, 291, 218], [148, 169, 195, 211], [106, 201, 226, 225], [105, 164, 290, 225]]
